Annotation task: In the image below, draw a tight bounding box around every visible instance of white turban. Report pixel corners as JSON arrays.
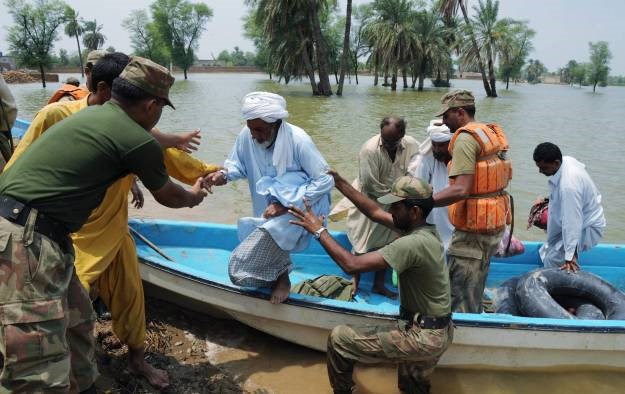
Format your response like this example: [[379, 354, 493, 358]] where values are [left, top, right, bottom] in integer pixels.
[[418, 119, 451, 155], [409, 120, 451, 174], [241, 91, 293, 176], [428, 120, 451, 143], [241, 91, 289, 122]]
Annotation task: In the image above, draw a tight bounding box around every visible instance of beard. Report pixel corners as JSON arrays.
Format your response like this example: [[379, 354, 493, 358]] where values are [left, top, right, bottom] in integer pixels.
[[392, 213, 411, 231], [255, 126, 278, 149], [433, 152, 451, 163]]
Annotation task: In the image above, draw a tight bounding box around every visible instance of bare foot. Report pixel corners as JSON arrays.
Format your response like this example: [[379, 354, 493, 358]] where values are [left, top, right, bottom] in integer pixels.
[[372, 285, 398, 299], [270, 272, 291, 304], [128, 346, 170, 390]]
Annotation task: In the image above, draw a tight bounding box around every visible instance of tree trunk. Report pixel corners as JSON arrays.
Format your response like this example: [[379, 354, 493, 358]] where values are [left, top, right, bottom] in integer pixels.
[[459, 0, 493, 97], [402, 68, 408, 89], [75, 32, 84, 77], [337, 0, 352, 96], [310, 8, 332, 96], [593, 82, 597, 92], [506, 76, 509, 90], [301, 40, 320, 95], [418, 59, 426, 91], [391, 68, 397, 91], [485, 44, 497, 97], [183, 68, 188, 80], [39, 63, 46, 88]]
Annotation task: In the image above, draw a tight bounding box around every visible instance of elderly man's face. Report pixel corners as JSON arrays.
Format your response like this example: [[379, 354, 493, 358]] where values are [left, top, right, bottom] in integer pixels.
[[432, 140, 451, 164], [247, 118, 278, 147]]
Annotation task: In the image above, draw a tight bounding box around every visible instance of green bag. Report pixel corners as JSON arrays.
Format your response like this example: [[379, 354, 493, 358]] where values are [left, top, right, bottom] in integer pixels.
[[291, 275, 354, 302]]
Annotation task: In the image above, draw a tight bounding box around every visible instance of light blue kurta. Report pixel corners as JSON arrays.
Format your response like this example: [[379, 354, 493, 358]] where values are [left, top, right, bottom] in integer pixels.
[[540, 156, 606, 267], [224, 122, 334, 252]]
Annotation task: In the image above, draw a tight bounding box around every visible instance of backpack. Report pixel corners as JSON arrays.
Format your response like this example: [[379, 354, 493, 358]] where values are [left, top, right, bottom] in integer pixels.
[[291, 275, 354, 301]]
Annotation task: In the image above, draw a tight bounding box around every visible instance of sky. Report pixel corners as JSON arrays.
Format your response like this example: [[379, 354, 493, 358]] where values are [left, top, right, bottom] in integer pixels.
[[0, 0, 623, 74]]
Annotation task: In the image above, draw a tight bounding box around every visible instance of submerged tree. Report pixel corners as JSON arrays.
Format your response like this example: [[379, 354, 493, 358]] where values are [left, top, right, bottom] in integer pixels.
[[5, 0, 67, 87], [122, 9, 169, 66], [439, 0, 494, 96], [151, 0, 213, 80], [587, 41, 611, 93], [64, 5, 84, 76], [336, 0, 352, 96], [497, 20, 534, 89]]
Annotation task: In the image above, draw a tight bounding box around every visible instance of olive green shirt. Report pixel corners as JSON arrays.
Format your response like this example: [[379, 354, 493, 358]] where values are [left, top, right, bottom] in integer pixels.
[[0, 102, 168, 232], [448, 131, 480, 177], [379, 224, 451, 316]]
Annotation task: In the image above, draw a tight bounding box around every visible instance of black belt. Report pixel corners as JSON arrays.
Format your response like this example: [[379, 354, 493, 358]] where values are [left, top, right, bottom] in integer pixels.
[[0, 195, 71, 253], [400, 306, 452, 330]]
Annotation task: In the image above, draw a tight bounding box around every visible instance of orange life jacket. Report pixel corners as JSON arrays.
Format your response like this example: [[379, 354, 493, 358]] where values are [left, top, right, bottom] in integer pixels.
[[47, 84, 90, 104], [447, 122, 512, 233]]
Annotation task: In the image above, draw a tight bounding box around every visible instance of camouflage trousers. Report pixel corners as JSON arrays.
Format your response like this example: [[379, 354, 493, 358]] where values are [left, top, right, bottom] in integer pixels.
[[327, 319, 453, 394], [447, 229, 504, 313], [0, 216, 97, 393]]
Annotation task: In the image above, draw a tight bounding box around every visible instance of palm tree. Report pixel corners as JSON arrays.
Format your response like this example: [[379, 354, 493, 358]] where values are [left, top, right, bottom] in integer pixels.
[[336, 0, 352, 96], [497, 19, 534, 89], [364, 0, 418, 91], [466, 0, 501, 96], [412, 10, 447, 91], [64, 6, 84, 76], [439, 0, 494, 96], [82, 19, 106, 51]]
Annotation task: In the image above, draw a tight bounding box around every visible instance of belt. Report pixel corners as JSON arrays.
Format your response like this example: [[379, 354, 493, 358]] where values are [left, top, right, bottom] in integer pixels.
[[0, 195, 71, 253], [400, 306, 452, 330]]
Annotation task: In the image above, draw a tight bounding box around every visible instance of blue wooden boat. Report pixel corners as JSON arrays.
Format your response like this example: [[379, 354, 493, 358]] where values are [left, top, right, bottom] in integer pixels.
[[129, 218, 625, 370]]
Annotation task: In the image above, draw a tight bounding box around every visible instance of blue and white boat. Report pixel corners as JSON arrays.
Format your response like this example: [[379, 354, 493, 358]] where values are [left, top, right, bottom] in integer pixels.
[[129, 218, 625, 370]]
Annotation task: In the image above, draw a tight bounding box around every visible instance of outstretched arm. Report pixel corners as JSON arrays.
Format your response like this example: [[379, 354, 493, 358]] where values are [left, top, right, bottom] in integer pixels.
[[150, 128, 201, 153], [329, 170, 399, 232], [289, 200, 389, 275]]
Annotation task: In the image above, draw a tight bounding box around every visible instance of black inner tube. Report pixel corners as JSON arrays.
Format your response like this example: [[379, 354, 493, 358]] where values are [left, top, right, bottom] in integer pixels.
[[515, 268, 625, 320]]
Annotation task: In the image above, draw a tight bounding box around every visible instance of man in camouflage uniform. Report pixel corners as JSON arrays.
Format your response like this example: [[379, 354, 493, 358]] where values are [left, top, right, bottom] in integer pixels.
[[432, 90, 508, 313], [291, 175, 452, 394], [0, 57, 208, 393]]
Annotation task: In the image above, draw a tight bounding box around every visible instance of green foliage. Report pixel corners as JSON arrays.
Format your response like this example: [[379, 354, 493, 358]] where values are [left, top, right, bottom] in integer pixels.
[[82, 19, 106, 51], [63, 5, 84, 74], [215, 47, 256, 66], [5, 0, 68, 87], [151, 0, 213, 79], [608, 75, 625, 86], [524, 58, 547, 84], [122, 9, 169, 66], [496, 20, 534, 88], [587, 41, 611, 92]]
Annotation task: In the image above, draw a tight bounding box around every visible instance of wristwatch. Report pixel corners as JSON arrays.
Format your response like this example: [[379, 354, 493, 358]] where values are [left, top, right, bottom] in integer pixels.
[[313, 226, 327, 239]]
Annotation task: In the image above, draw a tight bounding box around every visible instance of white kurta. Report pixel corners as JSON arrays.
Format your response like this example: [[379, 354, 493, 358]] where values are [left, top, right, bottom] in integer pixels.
[[411, 152, 454, 251], [539, 156, 606, 267], [224, 122, 333, 252]]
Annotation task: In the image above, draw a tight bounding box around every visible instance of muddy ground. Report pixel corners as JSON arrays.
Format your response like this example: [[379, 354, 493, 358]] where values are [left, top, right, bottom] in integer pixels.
[[94, 297, 246, 394]]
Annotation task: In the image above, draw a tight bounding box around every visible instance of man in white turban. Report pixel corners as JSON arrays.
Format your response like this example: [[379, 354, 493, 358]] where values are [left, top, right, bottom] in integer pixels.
[[205, 92, 334, 303], [409, 120, 454, 251]]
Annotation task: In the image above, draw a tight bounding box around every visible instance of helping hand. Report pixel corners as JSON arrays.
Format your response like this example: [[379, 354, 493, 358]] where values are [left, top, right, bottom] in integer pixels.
[[560, 258, 580, 273], [188, 177, 208, 208], [289, 198, 324, 234], [203, 171, 227, 189], [130, 178, 144, 209], [175, 129, 201, 153]]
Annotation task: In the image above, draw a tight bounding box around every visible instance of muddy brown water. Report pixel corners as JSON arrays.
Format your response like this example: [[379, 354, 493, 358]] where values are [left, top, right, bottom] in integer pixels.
[[9, 74, 625, 393]]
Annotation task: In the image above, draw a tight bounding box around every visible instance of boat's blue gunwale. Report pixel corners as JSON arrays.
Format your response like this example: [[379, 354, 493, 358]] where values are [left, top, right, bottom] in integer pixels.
[[140, 257, 625, 334]]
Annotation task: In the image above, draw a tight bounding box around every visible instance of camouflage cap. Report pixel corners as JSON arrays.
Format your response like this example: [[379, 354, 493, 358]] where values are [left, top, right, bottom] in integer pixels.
[[435, 89, 475, 116], [119, 56, 176, 109], [86, 50, 108, 65], [377, 176, 433, 205]]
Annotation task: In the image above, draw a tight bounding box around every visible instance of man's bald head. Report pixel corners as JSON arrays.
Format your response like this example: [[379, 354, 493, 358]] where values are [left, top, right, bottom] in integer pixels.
[[380, 116, 406, 151]]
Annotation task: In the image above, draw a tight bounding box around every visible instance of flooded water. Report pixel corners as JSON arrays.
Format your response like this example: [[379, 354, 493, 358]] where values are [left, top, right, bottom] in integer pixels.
[[8, 74, 625, 393]]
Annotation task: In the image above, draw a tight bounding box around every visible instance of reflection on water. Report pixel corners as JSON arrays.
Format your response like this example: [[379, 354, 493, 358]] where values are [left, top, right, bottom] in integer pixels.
[[8, 74, 625, 393]]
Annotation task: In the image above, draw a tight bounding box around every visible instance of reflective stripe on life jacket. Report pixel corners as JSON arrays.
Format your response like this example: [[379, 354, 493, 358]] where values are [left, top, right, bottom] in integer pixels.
[[47, 84, 90, 104], [447, 122, 512, 233]]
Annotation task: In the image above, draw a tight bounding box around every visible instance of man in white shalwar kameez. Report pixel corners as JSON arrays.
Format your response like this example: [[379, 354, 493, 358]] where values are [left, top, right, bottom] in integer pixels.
[[409, 120, 454, 252], [533, 142, 606, 273], [205, 92, 334, 303]]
